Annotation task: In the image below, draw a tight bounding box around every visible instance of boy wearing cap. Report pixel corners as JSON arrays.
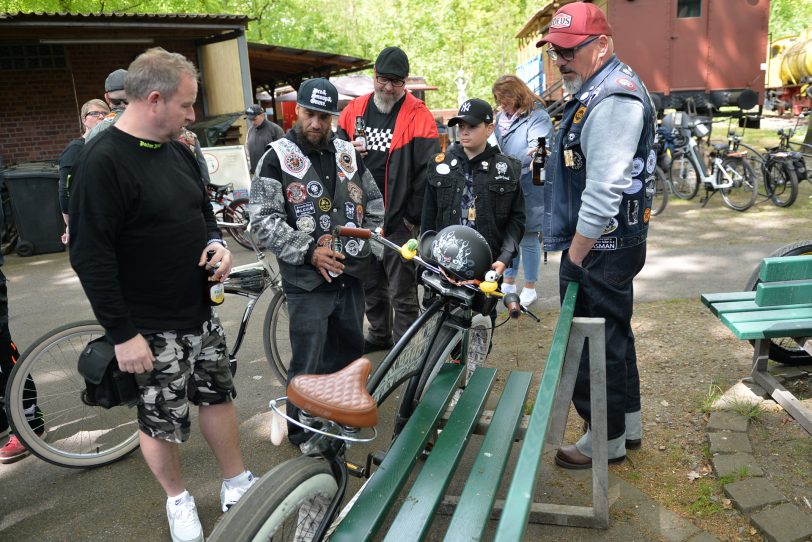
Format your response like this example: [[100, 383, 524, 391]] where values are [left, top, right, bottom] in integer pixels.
[[337, 46, 439, 354], [422, 98, 525, 280], [244, 104, 284, 175], [538, 2, 655, 468], [251, 78, 384, 445]]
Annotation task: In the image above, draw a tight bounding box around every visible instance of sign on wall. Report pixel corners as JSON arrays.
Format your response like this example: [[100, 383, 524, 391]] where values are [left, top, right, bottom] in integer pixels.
[[202, 145, 251, 197]]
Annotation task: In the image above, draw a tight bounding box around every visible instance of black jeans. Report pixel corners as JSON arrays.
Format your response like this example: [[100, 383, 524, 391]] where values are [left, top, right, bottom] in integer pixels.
[[364, 222, 420, 345], [284, 275, 365, 436], [559, 243, 646, 441]]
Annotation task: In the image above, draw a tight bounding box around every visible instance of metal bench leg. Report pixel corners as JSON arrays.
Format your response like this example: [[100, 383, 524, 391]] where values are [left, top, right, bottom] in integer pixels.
[[750, 339, 812, 435]]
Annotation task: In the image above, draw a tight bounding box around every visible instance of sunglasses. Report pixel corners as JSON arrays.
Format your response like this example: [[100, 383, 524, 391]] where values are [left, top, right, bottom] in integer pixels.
[[375, 76, 406, 88], [109, 98, 128, 107], [545, 36, 599, 62], [85, 111, 107, 119]]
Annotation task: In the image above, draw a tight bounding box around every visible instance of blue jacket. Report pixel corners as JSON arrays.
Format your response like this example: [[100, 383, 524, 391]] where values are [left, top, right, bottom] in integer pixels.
[[494, 106, 552, 232], [542, 56, 655, 252]]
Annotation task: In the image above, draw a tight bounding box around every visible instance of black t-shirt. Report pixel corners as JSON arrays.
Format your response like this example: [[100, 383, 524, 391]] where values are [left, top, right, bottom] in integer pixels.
[[362, 95, 404, 192], [68, 127, 220, 343]]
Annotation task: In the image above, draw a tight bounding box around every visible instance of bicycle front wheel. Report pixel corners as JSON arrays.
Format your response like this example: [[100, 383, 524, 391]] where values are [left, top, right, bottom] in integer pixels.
[[651, 166, 669, 216], [765, 160, 799, 207], [5, 321, 140, 468], [720, 157, 757, 211], [224, 197, 253, 250], [668, 151, 700, 200], [208, 455, 338, 542], [744, 240, 812, 366], [263, 290, 291, 385]]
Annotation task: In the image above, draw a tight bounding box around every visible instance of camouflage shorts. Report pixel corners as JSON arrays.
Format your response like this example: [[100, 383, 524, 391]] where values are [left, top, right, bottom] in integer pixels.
[[135, 315, 234, 443]]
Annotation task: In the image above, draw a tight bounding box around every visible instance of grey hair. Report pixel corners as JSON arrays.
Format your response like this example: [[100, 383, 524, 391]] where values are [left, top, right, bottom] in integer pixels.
[[80, 98, 109, 119], [124, 47, 199, 101]]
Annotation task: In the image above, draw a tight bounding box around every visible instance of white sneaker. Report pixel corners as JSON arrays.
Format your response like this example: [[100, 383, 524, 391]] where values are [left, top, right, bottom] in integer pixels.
[[221, 470, 258, 512], [501, 283, 517, 294], [519, 288, 538, 306], [166, 492, 203, 542]]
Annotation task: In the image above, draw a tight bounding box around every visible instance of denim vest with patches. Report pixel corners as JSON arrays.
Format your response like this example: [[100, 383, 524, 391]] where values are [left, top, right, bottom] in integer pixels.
[[542, 56, 655, 252]]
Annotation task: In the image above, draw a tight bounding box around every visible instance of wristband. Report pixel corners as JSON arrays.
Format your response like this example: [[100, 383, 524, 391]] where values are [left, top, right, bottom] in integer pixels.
[[207, 238, 228, 249]]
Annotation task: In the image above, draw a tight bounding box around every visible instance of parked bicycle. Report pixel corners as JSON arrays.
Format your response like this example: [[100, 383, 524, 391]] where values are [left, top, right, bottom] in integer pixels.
[[208, 183, 252, 249], [207, 225, 534, 542], [664, 112, 757, 211], [2, 223, 291, 468]]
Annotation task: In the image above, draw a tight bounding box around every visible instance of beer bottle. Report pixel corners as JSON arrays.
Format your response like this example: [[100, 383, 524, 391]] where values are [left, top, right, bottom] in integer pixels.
[[354, 116, 367, 151], [206, 250, 225, 306], [532, 136, 547, 186]]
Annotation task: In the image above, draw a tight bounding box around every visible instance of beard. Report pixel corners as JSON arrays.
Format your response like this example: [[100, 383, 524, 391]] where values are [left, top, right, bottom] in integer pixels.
[[562, 74, 584, 96], [294, 122, 330, 149], [373, 89, 401, 114]]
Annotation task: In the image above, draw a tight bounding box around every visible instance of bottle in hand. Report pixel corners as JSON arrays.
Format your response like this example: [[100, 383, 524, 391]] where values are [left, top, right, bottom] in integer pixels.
[[354, 116, 367, 151], [206, 250, 225, 306], [532, 136, 547, 186]]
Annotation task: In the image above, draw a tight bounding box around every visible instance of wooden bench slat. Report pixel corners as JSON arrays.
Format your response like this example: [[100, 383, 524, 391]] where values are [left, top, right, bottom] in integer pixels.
[[719, 318, 812, 340], [330, 362, 463, 542], [494, 281, 579, 541], [700, 291, 755, 308], [444, 370, 533, 541], [384, 368, 498, 542], [759, 255, 812, 282], [710, 300, 812, 317], [755, 281, 812, 307], [722, 307, 812, 324]]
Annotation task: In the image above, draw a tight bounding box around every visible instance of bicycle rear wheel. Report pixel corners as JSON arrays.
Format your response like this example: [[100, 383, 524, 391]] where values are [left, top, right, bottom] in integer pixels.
[[667, 151, 700, 200], [208, 455, 338, 542], [5, 321, 140, 468], [263, 290, 291, 385], [720, 157, 757, 211], [765, 160, 799, 207], [651, 166, 669, 216], [224, 198, 253, 250], [744, 240, 812, 366]]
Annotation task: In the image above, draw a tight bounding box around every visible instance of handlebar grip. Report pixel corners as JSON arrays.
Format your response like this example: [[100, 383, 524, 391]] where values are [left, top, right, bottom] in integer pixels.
[[334, 226, 372, 239], [503, 293, 521, 319]]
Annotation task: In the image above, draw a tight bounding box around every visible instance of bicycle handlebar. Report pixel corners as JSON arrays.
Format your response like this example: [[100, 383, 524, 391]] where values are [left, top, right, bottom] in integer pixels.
[[334, 226, 371, 239]]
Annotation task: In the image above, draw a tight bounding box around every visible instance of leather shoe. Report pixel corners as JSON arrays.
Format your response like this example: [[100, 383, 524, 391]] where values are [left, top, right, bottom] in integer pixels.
[[363, 339, 393, 354], [555, 445, 625, 470]]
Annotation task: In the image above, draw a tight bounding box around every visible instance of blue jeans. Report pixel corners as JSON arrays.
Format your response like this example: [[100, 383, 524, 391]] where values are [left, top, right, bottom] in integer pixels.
[[504, 231, 541, 283], [559, 243, 646, 441]]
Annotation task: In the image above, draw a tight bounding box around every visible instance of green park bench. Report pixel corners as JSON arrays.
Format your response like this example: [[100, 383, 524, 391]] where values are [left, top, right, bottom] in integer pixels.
[[701, 254, 812, 435], [330, 281, 615, 541]]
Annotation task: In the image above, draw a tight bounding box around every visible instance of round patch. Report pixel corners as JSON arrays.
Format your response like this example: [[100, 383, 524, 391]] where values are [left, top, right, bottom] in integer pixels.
[[319, 214, 331, 231], [296, 215, 316, 233], [306, 181, 323, 198], [434, 153, 445, 163], [450, 159, 458, 167], [646, 149, 657, 174], [573, 106, 586, 124], [623, 179, 643, 195], [338, 152, 356, 173], [579, 91, 589, 101], [317, 234, 333, 248], [345, 239, 361, 257], [631, 158, 645, 177], [643, 208, 651, 223], [436, 164, 450, 175], [347, 182, 362, 204], [318, 197, 332, 212], [286, 182, 307, 204], [616, 77, 637, 91], [284, 153, 306, 175], [345, 221, 357, 229], [602, 217, 618, 235]]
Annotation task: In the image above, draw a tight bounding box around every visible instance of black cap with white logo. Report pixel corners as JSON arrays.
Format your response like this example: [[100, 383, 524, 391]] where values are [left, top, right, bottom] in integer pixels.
[[447, 98, 494, 127], [297, 78, 340, 116]]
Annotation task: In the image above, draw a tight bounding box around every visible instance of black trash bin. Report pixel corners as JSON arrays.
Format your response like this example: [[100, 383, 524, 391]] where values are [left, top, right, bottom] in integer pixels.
[[2, 162, 65, 256]]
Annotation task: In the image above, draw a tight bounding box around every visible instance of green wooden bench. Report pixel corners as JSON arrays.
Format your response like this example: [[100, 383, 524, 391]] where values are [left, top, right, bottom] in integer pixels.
[[330, 281, 615, 540], [701, 254, 812, 435]]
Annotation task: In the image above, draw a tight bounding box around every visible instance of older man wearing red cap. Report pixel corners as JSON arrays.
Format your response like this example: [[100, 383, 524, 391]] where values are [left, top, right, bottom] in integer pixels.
[[538, 2, 656, 469]]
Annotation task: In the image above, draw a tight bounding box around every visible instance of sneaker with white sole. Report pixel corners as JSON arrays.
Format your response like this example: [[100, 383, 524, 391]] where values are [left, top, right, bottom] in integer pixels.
[[166, 492, 203, 542], [501, 283, 517, 294], [519, 287, 538, 306], [220, 470, 258, 512]]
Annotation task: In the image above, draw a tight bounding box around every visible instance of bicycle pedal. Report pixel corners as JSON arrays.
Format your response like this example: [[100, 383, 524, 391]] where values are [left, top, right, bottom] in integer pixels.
[[345, 460, 367, 478]]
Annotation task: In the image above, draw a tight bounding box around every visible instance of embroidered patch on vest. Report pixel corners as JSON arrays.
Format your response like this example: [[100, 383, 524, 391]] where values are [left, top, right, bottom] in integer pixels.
[[631, 158, 645, 177], [319, 214, 331, 231], [294, 201, 315, 217], [593, 237, 617, 250], [646, 149, 657, 174], [616, 77, 637, 91], [602, 218, 618, 235], [347, 181, 363, 204], [624, 179, 643, 195], [286, 182, 307, 204], [307, 181, 324, 198], [318, 197, 332, 212], [345, 239, 362, 256], [345, 201, 356, 219], [573, 106, 586, 124], [627, 200, 640, 225], [356, 204, 364, 223], [317, 234, 333, 248], [643, 208, 651, 224], [296, 215, 316, 233], [435, 153, 445, 163]]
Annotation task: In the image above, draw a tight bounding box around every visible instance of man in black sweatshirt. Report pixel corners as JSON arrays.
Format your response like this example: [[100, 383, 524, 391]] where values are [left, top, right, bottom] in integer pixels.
[[69, 48, 253, 542]]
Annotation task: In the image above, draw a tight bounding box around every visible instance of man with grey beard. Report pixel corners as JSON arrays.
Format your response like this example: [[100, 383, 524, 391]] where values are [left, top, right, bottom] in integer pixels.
[[338, 47, 439, 353], [537, 2, 655, 470]]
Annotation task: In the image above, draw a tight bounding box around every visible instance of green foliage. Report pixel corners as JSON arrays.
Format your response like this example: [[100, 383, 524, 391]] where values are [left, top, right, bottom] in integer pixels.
[[770, 0, 812, 39]]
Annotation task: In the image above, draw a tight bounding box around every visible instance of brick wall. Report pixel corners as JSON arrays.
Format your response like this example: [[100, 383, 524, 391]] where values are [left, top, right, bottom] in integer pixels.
[[0, 42, 201, 166]]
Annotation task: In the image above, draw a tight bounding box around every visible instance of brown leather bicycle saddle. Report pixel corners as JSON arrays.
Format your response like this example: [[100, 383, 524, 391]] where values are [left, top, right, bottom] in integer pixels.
[[287, 357, 378, 428]]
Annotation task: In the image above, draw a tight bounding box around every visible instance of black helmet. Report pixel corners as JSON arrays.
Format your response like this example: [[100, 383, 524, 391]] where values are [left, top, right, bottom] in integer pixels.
[[426, 225, 492, 281]]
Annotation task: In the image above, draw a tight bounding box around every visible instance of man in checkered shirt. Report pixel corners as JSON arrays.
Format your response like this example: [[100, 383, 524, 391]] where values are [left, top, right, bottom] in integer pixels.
[[338, 46, 440, 353]]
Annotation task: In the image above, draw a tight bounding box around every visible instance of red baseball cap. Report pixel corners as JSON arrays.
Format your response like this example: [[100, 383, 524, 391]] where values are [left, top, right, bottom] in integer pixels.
[[536, 2, 613, 49]]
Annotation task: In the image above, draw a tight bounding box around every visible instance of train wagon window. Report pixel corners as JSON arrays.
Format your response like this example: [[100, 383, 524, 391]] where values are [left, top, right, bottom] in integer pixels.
[[677, 0, 701, 18]]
